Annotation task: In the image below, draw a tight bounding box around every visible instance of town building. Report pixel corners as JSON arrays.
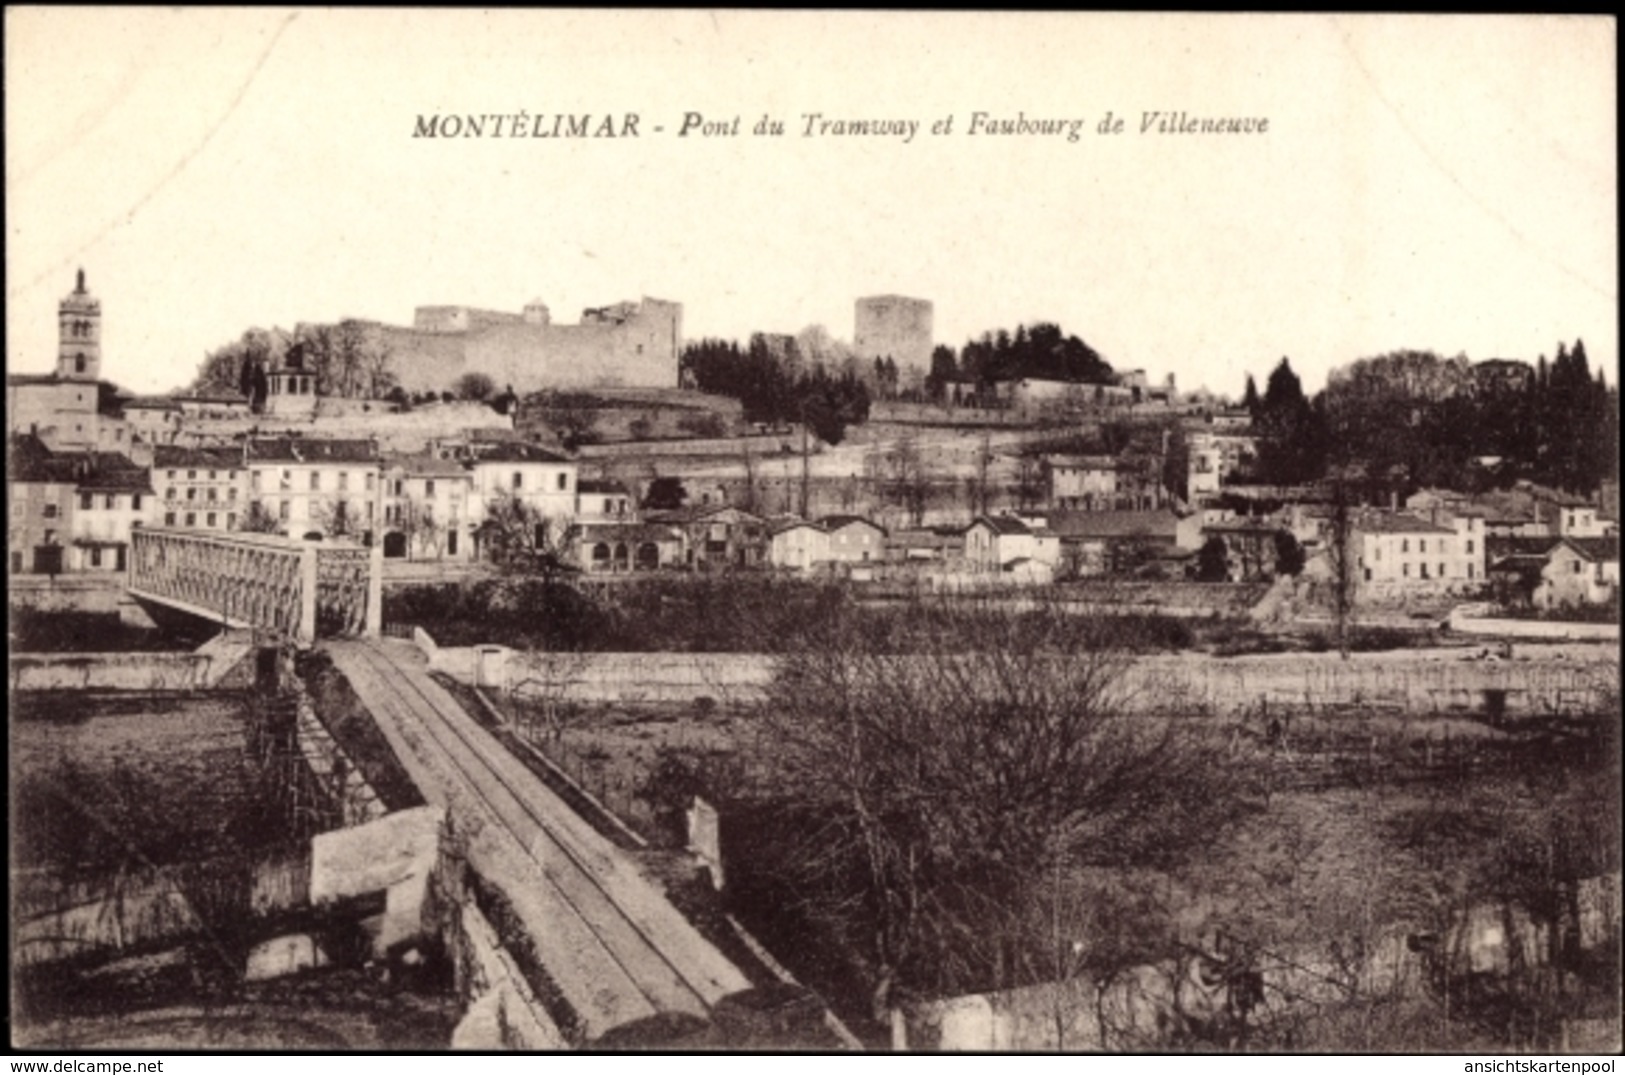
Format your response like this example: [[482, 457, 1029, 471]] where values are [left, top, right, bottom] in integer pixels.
[[71, 456, 153, 573], [1199, 516, 1294, 582], [1351, 510, 1486, 593], [124, 397, 183, 445], [886, 526, 964, 562], [645, 505, 768, 570], [1047, 509, 1199, 578], [380, 453, 474, 560], [568, 522, 684, 574], [7, 434, 77, 576], [768, 519, 830, 572], [464, 440, 578, 546], [1185, 430, 1259, 499], [1533, 538, 1619, 609], [964, 514, 1061, 575], [7, 433, 152, 574], [576, 479, 636, 524], [244, 437, 382, 541], [1044, 455, 1119, 510], [818, 516, 887, 564], [153, 445, 248, 531]]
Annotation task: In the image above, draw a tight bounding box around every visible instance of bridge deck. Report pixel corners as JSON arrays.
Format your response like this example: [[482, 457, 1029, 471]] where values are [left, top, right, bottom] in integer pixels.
[[326, 638, 749, 1040]]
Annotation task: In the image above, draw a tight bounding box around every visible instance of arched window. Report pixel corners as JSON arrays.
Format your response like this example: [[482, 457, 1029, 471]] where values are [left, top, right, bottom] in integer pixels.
[[75, 354, 86, 373], [591, 542, 611, 566]]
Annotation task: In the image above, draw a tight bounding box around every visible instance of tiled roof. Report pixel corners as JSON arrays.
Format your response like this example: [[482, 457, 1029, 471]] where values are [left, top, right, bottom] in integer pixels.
[[383, 453, 468, 478], [247, 437, 379, 464], [571, 522, 682, 543], [970, 514, 1032, 536], [818, 514, 885, 534], [1045, 454, 1119, 471], [771, 519, 826, 536], [124, 396, 182, 411], [154, 445, 243, 470], [1487, 535, 1563, 560], [578, 479, 630, 495], [1203, 515, 1285, 534], [6, 373, 63, 386], [7, 440, 151, 492], [1352, 511, 1454, 536], [77, 464, 153, 494], [1517, 481, 1590, 509], [889, 528, 960, 548], [469, 441, 572, 464], [646, 504, 765, 526], [1046, 510, 1181, 540], [1562, 537, 1620, 563]]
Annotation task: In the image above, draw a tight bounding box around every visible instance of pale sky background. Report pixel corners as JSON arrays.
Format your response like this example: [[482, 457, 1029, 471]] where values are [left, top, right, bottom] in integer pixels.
[[5, 10, 1616, 397]]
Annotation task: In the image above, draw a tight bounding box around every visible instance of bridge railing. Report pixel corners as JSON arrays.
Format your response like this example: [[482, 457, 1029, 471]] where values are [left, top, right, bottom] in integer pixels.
[[128, 528, 381, 644]]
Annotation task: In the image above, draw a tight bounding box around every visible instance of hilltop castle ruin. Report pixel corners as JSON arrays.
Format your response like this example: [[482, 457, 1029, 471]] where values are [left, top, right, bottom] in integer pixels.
[[366, 296, 683, 395]]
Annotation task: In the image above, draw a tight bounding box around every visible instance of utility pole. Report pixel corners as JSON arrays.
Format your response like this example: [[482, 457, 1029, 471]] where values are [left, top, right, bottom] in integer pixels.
[[800, 408, 811, 518]]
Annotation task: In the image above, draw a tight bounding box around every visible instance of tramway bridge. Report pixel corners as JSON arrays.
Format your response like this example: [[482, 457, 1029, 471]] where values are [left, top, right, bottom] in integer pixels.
[[127, 527, 382, 646]]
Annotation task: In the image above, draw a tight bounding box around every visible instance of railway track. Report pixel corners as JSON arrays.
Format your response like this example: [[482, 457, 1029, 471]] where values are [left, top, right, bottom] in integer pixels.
[[328, 639, 748, 1039]]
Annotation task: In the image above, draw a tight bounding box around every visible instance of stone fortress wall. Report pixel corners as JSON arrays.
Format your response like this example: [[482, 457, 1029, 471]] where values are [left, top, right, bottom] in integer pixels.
[[369, 297, 682, 396]]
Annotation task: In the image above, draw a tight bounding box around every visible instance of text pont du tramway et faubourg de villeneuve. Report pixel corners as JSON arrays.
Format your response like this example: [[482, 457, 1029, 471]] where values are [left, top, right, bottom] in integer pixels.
[[411, 109, 1270, 143]]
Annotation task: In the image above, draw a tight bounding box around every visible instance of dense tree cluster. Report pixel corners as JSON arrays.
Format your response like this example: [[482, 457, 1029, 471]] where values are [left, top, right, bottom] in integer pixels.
[[1244, 342, 1617, 498], [189, 321, 396, 410], [680, 334, 871, 444], [926, 323, 1114, 401]]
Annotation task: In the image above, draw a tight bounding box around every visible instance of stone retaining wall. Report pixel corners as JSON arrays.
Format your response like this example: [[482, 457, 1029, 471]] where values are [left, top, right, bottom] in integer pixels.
[[423, 637, 1616, 716], [9, 633, 254, 693]]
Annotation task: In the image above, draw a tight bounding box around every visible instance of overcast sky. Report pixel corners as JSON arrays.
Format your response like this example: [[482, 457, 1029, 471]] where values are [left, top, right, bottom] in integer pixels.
[[6, 11, 1615, 397]]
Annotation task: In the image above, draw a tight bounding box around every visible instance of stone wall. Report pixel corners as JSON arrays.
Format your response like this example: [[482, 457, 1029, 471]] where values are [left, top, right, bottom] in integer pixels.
[[9, 633, 254, 693], [422, 637, 1616, 716], [378, 299, 681, 397], [449, 901, 569, 1049], [577, 431, 799, 460], [897, 873, 1622, 1051], [1450, 605, 1620, 643]]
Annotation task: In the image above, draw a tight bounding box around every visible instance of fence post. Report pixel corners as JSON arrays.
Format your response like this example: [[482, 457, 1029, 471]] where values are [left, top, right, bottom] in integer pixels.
[[298, 545, 318, 646]]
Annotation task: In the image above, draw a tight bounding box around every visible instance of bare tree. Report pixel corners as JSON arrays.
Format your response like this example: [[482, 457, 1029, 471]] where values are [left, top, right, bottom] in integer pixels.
[[236, 499, 283, 534], [310, 497, 363, 540], [739, 444, 761, 515], [362, 338, 397, 400], [1323, 465, 1364, 659], [760, 589, 1251, 1019], [396, 493, 442, 559], [510, 645, 593, 749], [883, 432, 933, 527], [478, 489, 572, 579], [972, 431, 993, 516], [1016, 451, 1046, 511]]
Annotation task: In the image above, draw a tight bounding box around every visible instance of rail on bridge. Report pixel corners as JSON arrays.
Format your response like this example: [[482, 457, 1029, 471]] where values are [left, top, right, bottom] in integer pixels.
[[128, 528, 382, 645]]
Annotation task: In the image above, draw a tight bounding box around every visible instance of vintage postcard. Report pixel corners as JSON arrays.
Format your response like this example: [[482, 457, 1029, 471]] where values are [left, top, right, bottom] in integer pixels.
[[7, 9, 1618, 1057]]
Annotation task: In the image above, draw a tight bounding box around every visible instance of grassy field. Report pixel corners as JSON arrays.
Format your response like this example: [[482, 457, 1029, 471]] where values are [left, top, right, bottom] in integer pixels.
[[493, 689, 1619, 1050]]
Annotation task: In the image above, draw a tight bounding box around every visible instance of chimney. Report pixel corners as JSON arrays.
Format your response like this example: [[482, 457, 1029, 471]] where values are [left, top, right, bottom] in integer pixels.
[[1389, 489, 1398, 512]]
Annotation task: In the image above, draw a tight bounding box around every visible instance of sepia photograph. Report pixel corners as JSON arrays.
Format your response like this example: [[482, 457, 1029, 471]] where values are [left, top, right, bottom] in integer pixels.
[[6, 9, 1619, 1057]]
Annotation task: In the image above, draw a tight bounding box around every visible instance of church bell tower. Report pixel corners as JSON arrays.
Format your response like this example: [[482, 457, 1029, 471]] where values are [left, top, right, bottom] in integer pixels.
[[57, 268, 102, 382]]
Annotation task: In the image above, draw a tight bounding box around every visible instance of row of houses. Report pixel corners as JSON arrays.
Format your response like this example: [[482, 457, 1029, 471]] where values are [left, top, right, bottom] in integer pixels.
[[7, 431, 599, 575]]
